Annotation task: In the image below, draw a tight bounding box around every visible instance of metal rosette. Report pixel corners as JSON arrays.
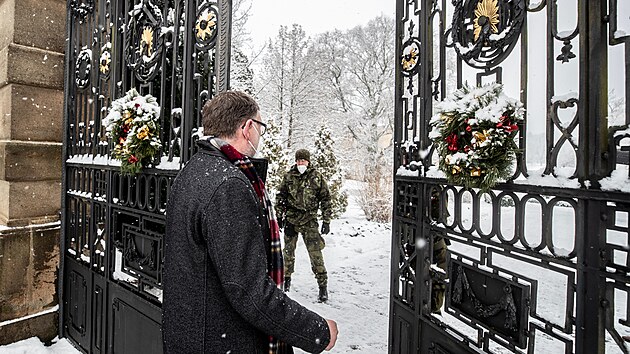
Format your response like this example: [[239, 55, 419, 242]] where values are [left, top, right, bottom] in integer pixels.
[[400, 37, 421, 77], [451, 0, 525, 69], [125, 0, 165, 82], [194, 2, 219, 51], [75, 47, 92, 89]]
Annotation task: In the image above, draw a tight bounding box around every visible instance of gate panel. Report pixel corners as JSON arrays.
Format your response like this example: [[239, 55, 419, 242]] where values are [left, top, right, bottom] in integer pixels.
[[110, 284, 162, 354], [60, 0, 232, 352], [391, 0, 629, 353]]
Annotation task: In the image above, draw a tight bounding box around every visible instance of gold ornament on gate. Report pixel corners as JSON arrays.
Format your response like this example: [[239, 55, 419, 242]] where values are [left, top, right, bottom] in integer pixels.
[[473, 0, 500, 42], [195, 9, 217, 40], [470, 167, 483, 177], [99, 53, 111, 74], [401, 47, 418, 71], [141, 26, 154, 56]]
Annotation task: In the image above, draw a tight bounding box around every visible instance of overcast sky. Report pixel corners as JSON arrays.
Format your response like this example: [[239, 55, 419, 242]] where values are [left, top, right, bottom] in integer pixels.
[[245, 0, 395, 48]]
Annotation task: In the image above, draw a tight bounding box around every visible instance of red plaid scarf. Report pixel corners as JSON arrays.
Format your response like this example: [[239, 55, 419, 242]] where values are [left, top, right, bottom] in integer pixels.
[[210, 138, 289, 354]]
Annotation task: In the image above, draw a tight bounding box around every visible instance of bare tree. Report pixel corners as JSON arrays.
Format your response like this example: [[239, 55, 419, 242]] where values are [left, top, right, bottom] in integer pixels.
[[312, 16, 395, 172], [258, 24, 322, 148], [231, 0, 253, 49]]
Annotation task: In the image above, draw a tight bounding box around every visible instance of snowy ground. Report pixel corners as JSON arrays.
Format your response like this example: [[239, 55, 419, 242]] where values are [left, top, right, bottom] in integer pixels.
[[287, 180, 391, 353], [0, 337, 78, 354]]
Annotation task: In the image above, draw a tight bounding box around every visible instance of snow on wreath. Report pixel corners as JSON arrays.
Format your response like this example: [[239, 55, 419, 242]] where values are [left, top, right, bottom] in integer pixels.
[[429, 83, 524, 191], [102, 88, 162, 175]]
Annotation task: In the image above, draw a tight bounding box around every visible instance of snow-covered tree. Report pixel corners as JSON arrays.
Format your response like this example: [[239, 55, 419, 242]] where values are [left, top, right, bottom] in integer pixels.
[[231, 0, 253, 50], [259, 118, 290, 198], [230, 48, 255, 95], [342, 15, 395, 166], [309, 16, 395, 177], [258, 24, 322, 148], [313, 125, 348, 219], [358, 150, 393, 223], [609, 89, 627, 127]]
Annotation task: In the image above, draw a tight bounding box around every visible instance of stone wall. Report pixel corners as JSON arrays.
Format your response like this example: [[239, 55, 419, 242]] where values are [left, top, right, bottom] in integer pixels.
[[0, 0, 66, 345]]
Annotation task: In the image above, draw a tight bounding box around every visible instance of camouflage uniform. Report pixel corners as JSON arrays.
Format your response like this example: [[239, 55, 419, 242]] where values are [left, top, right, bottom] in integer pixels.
[[276, 164, 331, 288], [430, 189, 449, 314]]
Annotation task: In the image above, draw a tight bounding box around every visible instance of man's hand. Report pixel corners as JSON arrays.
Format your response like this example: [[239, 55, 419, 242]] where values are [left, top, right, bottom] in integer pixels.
[[321, 222, 330, 235], [325, 319, 338, 351]]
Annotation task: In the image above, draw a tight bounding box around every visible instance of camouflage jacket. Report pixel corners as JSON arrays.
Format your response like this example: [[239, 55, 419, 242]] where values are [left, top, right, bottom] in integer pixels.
[[276, 165, 332, 226]]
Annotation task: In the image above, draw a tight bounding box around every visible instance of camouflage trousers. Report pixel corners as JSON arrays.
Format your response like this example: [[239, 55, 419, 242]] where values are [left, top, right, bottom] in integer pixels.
[[283, 220, 327, 287], [431, 236, 448, 314]]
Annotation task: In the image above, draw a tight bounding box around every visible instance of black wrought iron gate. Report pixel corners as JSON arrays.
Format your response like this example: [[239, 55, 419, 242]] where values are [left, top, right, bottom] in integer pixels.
[[60, 0, 231, 352], [390, 0, 630, 353]]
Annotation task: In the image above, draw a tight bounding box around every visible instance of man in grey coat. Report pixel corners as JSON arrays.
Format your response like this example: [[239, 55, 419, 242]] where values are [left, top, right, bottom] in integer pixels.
[[163, 91, 338, 353]]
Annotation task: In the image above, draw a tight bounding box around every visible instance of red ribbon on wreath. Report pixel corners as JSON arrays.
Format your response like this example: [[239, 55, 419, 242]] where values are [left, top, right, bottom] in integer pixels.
[[446, 134, 459, 152], [496, 115, 519, 132]]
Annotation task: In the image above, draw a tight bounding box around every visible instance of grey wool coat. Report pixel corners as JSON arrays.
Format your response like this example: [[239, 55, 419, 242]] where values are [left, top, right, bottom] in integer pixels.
[[162, 140, 331, 353]]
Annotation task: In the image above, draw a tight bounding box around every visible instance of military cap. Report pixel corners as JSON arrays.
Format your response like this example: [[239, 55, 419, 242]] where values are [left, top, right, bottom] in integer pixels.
[[295, 149, 311, 162]]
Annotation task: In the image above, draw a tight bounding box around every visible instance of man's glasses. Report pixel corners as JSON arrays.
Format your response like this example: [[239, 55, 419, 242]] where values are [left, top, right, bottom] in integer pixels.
[[243, 118, 267, 136]]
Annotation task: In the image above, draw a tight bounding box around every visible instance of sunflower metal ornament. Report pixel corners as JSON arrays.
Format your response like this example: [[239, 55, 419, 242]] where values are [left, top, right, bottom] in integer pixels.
[[195, 8, 217, 41], [473, 0, 500, 42], [140, 26, 154, 57]]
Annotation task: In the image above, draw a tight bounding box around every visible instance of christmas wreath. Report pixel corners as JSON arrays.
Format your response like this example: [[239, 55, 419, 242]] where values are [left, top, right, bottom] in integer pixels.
[[102, 88, 162, 175], [429, 83, 524, 190]]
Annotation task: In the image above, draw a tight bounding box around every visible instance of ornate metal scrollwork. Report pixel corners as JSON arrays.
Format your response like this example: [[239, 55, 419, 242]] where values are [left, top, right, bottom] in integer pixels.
[[195, 3, 218, 50], [75, 47, 92, 89], [125, 0, 165, 82], [70, 0, 95, 20], [452, 266, 517, 331], [447, 259, 530, 348], [451, 0, 525, 69]]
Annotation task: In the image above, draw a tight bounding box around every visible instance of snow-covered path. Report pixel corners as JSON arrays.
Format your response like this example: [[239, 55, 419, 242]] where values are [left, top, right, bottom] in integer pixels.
[[287, 181, 391, 353]]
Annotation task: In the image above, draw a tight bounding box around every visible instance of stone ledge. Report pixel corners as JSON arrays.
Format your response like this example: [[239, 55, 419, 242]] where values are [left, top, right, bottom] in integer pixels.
[[0, 309, 58, 346], [0, 215, 60, 229], [0, 44, 64, 90], [0, 84, 63, 142]]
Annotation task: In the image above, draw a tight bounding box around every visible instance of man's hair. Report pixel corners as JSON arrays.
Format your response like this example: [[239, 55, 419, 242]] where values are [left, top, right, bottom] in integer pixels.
[[202, 91, 259, 138]]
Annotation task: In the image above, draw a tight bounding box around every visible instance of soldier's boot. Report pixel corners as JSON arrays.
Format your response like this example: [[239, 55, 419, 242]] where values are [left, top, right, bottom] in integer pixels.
[[318, 286, 328, 302], [284, 278, 291, 292]]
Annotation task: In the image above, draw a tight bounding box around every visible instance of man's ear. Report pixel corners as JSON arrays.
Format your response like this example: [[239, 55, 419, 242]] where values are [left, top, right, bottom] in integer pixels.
[[241, 119, 250, 139]]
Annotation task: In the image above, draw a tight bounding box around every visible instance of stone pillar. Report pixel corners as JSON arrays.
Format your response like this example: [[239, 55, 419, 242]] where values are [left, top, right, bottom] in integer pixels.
[[0, 0, 66, 345]]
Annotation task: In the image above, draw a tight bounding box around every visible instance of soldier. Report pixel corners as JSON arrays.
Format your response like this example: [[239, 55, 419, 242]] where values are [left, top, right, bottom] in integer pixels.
[[276, 149, 332, 302]]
